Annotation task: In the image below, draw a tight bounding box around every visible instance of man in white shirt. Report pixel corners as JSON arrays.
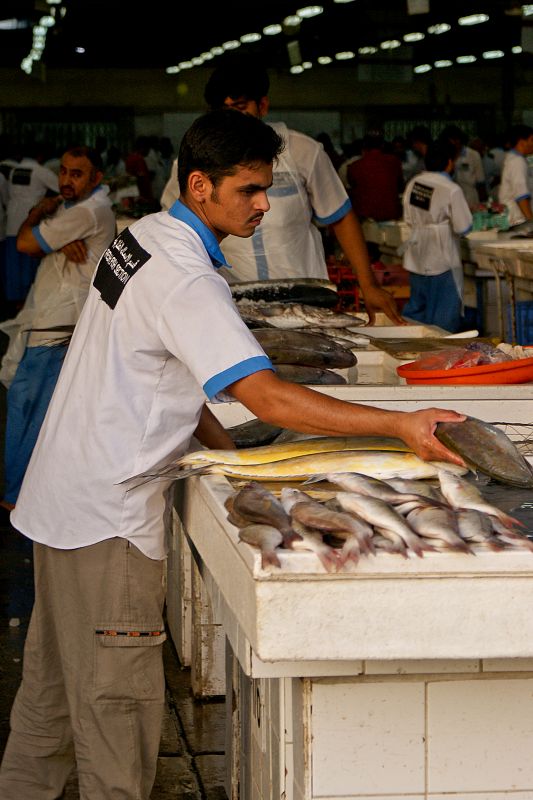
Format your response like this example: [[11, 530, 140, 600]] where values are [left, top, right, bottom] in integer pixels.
[[0, 146, 116, 517], [402, 141, 473, 332], [439, 125, 486, 210], [499, 124, 533, 227], [5, 145, 59, 307], [161, 56, 403, 324], [0, 109, 464, 800]]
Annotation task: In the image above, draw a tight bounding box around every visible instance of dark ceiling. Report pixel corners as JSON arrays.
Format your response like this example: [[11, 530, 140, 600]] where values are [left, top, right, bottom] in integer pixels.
[[0, 0, 530, 74]]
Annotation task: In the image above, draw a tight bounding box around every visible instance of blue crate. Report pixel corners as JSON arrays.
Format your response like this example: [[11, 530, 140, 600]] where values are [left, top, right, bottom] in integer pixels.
[[510, 301, 533, 345]]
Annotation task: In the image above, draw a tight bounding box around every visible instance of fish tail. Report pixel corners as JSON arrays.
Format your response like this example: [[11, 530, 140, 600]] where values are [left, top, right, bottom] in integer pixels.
[[317, 547, 342, 573], [301, 474, 326, 485], [339, 541, 360, 567], [282, 530, 304, 549], [261, 551, 282, 569]]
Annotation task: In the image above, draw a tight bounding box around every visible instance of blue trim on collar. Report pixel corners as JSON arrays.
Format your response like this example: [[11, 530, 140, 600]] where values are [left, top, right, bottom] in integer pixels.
[[168, 199, 230, 269], [63, 185, 103, 210], [511, 149, 526, 160], [438, 171, 453, 180]]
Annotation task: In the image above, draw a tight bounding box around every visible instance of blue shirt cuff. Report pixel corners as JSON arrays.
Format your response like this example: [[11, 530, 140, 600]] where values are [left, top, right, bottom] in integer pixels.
[[314, 197, 352, 226], [32, 225, 53, 254], [203, 355, 273, 400]]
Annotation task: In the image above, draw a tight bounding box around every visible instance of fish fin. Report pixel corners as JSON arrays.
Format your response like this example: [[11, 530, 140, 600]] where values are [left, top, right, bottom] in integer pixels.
[[120, 463, 208, 489], [317, 548, 342, 573], [338, 541, 360, 567], [301, 474, 326, 485], [281, 529, 304, 549]]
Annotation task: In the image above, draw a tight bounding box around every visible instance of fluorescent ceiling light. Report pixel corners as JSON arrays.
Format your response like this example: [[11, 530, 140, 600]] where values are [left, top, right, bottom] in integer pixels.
[[359, 46, 378, 54], [240, 32, 261, 43], [318, 55, 332, 64], [414, 63, 432, 72], [335, 50, 355, 59], [192, 56, 204, 65], [222, 40, 241, 50], [283, 15, 301, 26], [75, 47, 85, 54], [200, 51, 213, 60], [0, 18, 28, 29], [210, 46, 224, 55], [263, 23, 282, 35], [290, 64, 304, 73], [434, 59, 453, 67], [403, 32, 425, 42], [296, 6, 323, 18], [178, 61, 193, 69], [33, 25, 47, 35], [456, 54, 476, 63], [428, 23, 451, 34], [458, 13, 489, 25], [334, 0, 357, 3], [512, 45, 523, 53], [303, 61, 313, 68], [482, 49, 504, 59], [380, 39, 401, 49], [39, 15, 55, 27], [166, 66, 180, 74], [522, 4, 533, 15]]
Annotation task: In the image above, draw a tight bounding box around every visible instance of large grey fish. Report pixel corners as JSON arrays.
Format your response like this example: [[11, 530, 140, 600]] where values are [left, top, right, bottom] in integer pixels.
[[405, 506, 473, 553], [229, 482, 302, 549], [274, 364, 347, 385], [280, 487, 374, 555], [298, 327, 370, 346], [238, 524, 283, 569], [228, 418, 283, 448], [251, 328, 357, 368], [437, 469, 523, 530], [236, 300, 364, 330], [435, 417, 533, 488], [335, 491, 427, 557], [230, 279, 339, 308], [373, 527, 409, 557]]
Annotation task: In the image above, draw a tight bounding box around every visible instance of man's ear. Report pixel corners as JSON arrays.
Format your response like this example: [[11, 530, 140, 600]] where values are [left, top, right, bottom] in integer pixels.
[[188, 170, 210, 201], [257, 96, 269, 118]]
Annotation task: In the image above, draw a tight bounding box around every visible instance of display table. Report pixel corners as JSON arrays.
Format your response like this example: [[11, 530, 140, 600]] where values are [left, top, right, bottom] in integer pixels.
[[168, 388, 533, 799]]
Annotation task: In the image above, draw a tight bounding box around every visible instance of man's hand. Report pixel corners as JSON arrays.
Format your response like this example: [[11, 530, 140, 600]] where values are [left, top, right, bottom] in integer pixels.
[[61, 240, 88, 263], [360, 284, 405, 325], [394, 408, 467, 467]]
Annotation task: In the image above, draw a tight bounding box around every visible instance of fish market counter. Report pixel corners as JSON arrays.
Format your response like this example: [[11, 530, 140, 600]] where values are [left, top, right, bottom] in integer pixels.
[[168, 393, 533, 800]]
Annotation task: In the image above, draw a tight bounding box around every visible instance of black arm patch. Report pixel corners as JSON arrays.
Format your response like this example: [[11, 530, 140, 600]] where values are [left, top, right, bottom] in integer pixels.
[[93, 227, 151, 309], [409, 181, 434, 211], [11, 168, 32, 186]]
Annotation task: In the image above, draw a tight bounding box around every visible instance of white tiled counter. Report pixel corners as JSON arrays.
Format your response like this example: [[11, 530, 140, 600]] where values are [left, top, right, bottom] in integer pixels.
[[168, 390, 533, 800]]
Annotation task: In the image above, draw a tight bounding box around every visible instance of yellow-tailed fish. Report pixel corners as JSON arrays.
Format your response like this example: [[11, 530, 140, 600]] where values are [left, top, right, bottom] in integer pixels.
[[150, 451, 468, 483], [177, 436, 412, 468]]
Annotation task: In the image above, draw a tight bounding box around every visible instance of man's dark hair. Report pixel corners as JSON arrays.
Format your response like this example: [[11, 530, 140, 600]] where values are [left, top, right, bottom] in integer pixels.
[[64, 145, 103, 172], [439, 124, 468, 147], [408, 125, 432, 147], [204, 56, 270, 109], [178, 108, 284, 193], [425, 141, 457, 172], [507, 124, 533, 148]]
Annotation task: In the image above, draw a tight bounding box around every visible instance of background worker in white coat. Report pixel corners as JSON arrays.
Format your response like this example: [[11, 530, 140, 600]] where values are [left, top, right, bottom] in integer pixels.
[[499, 124, 533, 227], [401, 141, 473, 333], [161, 56, 403, 325], [0, 145, 116, 519]]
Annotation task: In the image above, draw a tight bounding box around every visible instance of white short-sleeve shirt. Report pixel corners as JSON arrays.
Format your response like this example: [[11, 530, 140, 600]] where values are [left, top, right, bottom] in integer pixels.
[[161, 122, 351, 282], [6, 158, 59, 236], [27, 185, 116, 345], [453, 146, 485, 209], [499, 149, 533, 226], [402, 171, 472, 275], [12, 201, 273, 559]]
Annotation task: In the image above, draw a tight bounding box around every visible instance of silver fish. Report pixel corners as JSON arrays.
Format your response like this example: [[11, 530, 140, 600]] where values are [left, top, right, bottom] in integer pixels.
[[280, 488, 374, 555], [456, 509, 506, 551], [274, 364, 347, 385], [405, 506, 473, 553], [437, 470, 523, 530], [335, 491, 427, 557], [373, 527, 409, 557], [237, 300, 364, 330], [319, 471, 433, 506], [290, 519, 342, 573], [238, 524, 283, 569], [229, 482, 302, 549], [388, 478, 445, 503]]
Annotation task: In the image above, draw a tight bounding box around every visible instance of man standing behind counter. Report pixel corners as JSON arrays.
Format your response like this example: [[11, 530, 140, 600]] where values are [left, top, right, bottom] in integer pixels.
[[0, 109, 464, 800], [499, 124, 533, 227], [161, 56, 403, 325], [0, 145, 116, 518]]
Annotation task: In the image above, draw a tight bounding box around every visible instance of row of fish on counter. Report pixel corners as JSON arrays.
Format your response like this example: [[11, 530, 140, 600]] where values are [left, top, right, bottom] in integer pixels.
[[139, 416, 533, 571], [226, 471, 532, 571]]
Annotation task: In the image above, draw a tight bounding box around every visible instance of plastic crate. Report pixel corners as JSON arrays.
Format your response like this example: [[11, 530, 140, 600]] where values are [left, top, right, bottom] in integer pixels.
[[510, 301, 533, 345]]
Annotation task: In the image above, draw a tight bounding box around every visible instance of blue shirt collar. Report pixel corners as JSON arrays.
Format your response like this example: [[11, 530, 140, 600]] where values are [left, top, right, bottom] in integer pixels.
[[168, 199, 230, 269], [511, 148, 526, 159]]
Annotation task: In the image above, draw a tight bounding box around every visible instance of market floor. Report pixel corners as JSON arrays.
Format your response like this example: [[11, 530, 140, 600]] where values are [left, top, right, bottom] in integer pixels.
[[0, 339, 228, 799]]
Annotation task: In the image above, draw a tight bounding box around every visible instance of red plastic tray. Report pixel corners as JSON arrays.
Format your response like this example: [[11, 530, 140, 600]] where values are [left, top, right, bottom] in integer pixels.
[[397, 353, 533, 385]]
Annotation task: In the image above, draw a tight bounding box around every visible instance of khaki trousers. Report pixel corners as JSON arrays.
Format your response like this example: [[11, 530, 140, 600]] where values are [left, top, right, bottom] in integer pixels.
[[0, 538, 166, 800]]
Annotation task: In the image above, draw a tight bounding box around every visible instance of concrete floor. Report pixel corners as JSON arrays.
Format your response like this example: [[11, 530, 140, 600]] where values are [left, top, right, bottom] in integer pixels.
[[0, 341, 228, 799]]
